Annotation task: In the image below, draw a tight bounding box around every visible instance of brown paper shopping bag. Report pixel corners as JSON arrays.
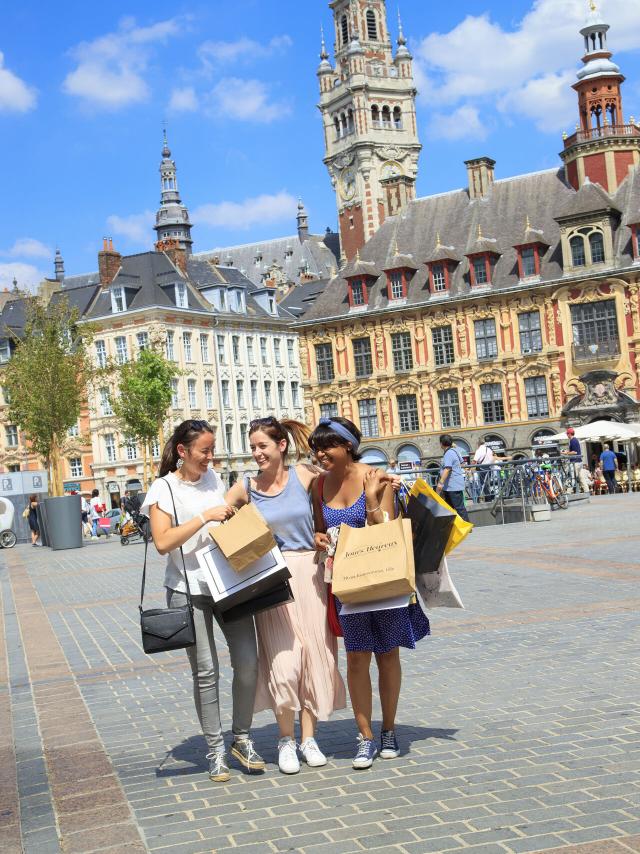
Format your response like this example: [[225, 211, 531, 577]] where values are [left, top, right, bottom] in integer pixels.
[[331, 517, 415, 604], [210, 503, 277, 572]]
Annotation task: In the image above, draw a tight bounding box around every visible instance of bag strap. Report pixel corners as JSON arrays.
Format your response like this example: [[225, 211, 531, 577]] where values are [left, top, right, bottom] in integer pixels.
[[140, 477, 194, 612], [311, 474, 326, 535]]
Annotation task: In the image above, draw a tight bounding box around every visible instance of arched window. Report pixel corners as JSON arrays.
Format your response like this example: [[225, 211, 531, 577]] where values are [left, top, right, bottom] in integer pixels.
[[606, 103, 617, 126], [381, 105, 391, 128], [590, 105, 602, 131], [341, 14, 349, 45], [340, 113, 348, 135], [570, 235, 586, 267], [347, 108, 354, 133], [589, 231, 605, 263], [371, 104, 380, 127], [366, 9, 378, 40], [393, 106, 402, 129], [334, 116, 341, 138]]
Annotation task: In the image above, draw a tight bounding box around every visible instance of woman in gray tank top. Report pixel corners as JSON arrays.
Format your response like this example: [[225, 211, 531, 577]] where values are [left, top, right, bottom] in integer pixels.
[[227, 418, 345, 774]]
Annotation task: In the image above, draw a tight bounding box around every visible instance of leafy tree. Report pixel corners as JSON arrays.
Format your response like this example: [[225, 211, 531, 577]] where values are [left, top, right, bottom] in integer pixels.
[[111, 346, 178, 487], [3, 297, 94, 496]]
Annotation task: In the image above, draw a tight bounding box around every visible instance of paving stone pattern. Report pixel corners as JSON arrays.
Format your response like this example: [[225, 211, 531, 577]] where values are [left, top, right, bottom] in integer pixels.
[[1, 494, 640, 853]]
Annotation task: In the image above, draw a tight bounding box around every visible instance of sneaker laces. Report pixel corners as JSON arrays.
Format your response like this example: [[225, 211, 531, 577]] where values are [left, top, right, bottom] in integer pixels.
[[206, 751, 227, 774], [381, 730, 396, 751], [238, 738, 260, 763], [301, 737, 322, 758], [355, 736, 373, 759], [279, 737, 297, 758]]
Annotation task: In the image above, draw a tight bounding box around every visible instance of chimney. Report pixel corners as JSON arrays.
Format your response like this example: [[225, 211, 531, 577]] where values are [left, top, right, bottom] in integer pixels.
[[155, 237, 187, 274], [465, 157, 496, 200], [297, 199, 309, 243], [98, 237, 122, 287]]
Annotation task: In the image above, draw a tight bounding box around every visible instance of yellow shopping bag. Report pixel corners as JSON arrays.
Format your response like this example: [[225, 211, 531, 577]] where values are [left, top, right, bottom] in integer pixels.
[[409, 478, 473, 557]]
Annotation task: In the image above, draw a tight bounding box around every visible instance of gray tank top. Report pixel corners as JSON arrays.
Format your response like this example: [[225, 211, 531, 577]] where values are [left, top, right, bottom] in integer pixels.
[[248, 466, 315, 552]]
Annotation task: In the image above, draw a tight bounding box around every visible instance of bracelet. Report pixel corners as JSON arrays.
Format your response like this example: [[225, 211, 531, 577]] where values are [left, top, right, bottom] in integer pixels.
[[366, 505, 381, 514], [198, 513, 206, 526]]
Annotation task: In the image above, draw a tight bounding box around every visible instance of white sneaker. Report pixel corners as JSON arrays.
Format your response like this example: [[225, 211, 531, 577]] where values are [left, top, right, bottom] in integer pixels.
[[299, 737, 327, 767], [278, 737, 300, 774]]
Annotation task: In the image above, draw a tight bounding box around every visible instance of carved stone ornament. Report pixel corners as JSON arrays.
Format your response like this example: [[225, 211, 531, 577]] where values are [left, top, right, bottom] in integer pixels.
[[334, 152, 356, 170], [376, 145, 409, 162]]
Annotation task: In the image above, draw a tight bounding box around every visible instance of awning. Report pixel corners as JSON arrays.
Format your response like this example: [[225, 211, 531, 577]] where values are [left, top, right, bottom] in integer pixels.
[[551, 421, 640, 442]]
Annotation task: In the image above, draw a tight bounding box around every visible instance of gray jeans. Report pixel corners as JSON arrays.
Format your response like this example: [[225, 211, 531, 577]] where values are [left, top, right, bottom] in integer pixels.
[[168, 590, 258, 753]]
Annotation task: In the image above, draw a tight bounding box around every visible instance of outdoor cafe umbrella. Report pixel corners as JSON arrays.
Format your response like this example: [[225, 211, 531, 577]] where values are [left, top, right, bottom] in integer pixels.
[[550, 421, 640, 442]]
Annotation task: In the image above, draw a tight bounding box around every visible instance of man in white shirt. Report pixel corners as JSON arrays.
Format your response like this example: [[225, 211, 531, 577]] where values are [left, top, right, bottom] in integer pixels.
[[473, 440, 495, 501], [89, 489, 103, 538]]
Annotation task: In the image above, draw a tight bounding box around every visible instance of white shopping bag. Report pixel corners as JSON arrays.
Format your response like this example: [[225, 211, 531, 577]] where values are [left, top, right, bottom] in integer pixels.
[[415, 556, 464, 609], [196, 542, 288, 606]]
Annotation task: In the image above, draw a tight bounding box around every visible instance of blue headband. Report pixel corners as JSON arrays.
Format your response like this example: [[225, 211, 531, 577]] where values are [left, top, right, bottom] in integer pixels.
[[318, 418, 360, 450]]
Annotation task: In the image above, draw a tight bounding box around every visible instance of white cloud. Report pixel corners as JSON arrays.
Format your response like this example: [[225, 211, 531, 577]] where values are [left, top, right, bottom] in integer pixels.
[[193, 191, 297, 230], [0, 262, 44, 291], [63, 16, 184, 109], [427, 105, 489, 141], [107, 210, 155, 245], [414, 0, 640, 134], [198, 35, 292, 69], [207, 77, 289, 123], [168, 86, 198, 112], [0, 51, 37, 112], [1, 238, 52, 259]]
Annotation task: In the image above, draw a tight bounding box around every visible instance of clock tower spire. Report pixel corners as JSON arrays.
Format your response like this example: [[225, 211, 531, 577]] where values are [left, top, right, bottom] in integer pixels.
[[318, 0, 422, 260], [154, 130, 194, 254]]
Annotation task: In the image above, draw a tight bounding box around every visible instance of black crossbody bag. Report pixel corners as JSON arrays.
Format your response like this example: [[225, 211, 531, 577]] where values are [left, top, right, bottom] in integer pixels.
[[139, 478, 196, 655]]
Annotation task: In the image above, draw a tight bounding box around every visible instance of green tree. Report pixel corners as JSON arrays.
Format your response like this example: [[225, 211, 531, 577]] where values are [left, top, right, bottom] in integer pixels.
[[111, 346, 178, 487], [3, 297, 94, 496]]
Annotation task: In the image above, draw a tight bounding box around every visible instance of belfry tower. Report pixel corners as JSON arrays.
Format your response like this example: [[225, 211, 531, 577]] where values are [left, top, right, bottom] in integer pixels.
[[154, 131, 194, 254], [318, 1, 422, 260], [560, 2, 640, 193]]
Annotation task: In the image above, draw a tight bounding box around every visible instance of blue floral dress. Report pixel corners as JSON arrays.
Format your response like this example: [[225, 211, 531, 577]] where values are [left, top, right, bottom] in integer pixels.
[[323, 492, 430, 654]]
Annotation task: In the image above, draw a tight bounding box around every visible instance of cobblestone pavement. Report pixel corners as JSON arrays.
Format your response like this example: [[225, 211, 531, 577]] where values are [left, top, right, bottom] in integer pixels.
[[1, 494, 640, 854]]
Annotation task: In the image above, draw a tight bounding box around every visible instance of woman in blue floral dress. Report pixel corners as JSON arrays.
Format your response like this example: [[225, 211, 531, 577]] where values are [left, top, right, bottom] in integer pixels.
[[310, 417, 429, 769]]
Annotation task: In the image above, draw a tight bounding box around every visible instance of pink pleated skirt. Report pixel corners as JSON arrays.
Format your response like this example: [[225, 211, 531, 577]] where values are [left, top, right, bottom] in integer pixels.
[[254, 550, 346, 720]]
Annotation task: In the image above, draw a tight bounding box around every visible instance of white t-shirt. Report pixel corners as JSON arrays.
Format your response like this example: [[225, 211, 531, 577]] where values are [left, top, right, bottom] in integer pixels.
[[473, 444, 494, 465], [140, 470, 227, 596], [89, 496, 102, 520]]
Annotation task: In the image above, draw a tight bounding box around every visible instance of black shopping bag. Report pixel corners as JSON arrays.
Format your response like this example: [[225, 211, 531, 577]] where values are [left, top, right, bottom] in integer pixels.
[[217, 578, 294, 624], [405, 492, 456, 575]]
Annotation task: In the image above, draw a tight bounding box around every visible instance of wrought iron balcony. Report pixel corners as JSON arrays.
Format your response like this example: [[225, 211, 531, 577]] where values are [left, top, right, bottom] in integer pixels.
[[572, 339, 620, 362], [563, 123, 640, 148]]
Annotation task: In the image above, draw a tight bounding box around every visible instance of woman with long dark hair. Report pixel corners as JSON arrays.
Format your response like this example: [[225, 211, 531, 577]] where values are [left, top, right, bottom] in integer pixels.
[[141, 420, 264, 783], [309, 417, 430, 770], [226, 418, 345, 774]]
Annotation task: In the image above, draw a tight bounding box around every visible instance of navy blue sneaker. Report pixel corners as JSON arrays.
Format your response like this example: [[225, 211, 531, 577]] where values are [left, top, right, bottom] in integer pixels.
[[380, 729, 400, 759], [352, 735, 378, 769]]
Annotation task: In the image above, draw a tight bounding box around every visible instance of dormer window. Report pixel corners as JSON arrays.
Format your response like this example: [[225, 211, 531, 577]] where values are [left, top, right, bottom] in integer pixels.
[[521, 247, 536, 277], [230, 289, 246, 313], [349, 278, 367, 307], [570, 235, 586, 267], [175, 282, 188, 308], [590, 231, 605, 263], [111, 285, 126, 313], [430, 263, 447, 293], [389, 270, 405, 300], [470, 255, 490, 286], [631, 224, 640, 261], [268, 295, 277, 315]]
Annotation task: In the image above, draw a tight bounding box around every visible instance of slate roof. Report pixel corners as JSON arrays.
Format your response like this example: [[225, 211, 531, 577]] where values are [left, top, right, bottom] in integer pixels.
[[194, 232, 340, 287], [556, 178, 622, 220], [298, 167, 640, 323], [279, 279, 331, 318]]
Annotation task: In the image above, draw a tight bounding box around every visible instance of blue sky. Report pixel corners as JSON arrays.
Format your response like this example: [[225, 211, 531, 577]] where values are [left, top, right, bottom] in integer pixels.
[[1, 0, 640, 288]]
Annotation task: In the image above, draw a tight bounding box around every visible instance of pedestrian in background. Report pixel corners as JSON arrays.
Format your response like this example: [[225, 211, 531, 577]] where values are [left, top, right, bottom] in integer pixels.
[[142, 420, 264, 783], [473, 438, 494, 501], [226, 417, 346, 775], [600, 443, 618, 494], [89, 489, 104, 538], [27, 495, 41, 546], [562, 427, 583, 491], [436, 435, 471, 522]]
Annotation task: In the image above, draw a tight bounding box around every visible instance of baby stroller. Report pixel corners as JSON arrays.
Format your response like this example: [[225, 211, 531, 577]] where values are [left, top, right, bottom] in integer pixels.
[[120, 494, 151, 546], [0, 498, 17, 548]]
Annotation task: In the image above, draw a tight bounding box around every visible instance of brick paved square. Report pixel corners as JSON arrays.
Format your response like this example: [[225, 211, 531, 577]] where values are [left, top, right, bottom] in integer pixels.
[[1, 494, 639, 853]]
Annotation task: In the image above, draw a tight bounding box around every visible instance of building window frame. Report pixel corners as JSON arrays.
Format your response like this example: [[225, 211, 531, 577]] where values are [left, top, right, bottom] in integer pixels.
[[104, 433, 117, 463], [200, 334, 210, 363], [348, 277, 368, 308], [187, 378, 197, 409], [353, 337, 373, 378], [115, 335, 128, 365], [570, 298, 620, 360], [388, 270, 406, 301], [204, 379, 214, 409], [5, 425, 18, 447], [358, 398, 379, 438], [391, 331, 413, 373], [183, 332, 193, 362], [432, 325, 455, 367], [480, 382, 505, 424], [468, 253, 493, 286], [111, 286, 126, 313], [524, 376, 550, 418], [397, 393, 420, 433], [438, 388, 461, 429], [516, 244, 540, 279], [69, 457, 83, 478], [518, 311, 543, 354], [319, 402, 338, 419], [428, 262, 449, 293], [474, 318, 498, 361], [315, 343, 335, 384]]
